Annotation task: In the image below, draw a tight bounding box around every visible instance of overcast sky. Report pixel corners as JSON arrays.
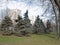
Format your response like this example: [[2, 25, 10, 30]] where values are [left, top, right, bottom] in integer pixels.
[[0, 0, 55, 24]]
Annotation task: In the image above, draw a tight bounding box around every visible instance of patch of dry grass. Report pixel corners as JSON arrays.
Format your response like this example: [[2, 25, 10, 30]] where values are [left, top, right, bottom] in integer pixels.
[[0, 34, 60, 45]]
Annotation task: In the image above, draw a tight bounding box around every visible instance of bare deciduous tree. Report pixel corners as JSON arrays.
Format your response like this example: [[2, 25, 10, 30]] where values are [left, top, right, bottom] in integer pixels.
[[50, 0, 60, 38]]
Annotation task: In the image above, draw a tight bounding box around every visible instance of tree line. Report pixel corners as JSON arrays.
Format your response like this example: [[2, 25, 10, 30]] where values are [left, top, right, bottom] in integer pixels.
[[0, 10, 51, 37]]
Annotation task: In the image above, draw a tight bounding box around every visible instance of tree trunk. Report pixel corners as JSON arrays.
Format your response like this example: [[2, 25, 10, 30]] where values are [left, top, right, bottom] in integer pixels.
[[50, 0, 60, 38], [58, 8, 60, 38], [50, 0, 58, 35], [54, 0, 60, 38]]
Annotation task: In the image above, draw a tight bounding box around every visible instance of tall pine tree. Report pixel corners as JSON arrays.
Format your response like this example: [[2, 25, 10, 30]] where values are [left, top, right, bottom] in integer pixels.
[[14, 11, 32, 36], [46, 20, 51, 33], [0, 16, 13, 35], [14, 15, 24, 36], [23, 10, 32, 35], [33, 15, 45, 34]]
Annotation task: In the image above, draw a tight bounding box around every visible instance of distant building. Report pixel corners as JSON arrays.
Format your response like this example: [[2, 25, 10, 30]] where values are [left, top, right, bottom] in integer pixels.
[[8, 9, 21, 24]]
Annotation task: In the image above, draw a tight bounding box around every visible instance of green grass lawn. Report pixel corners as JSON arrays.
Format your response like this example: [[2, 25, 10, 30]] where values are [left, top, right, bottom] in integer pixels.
[[0, 34, 60, 45]]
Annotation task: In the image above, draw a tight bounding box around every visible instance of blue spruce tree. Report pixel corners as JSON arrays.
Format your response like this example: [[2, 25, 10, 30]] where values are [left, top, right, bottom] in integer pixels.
[[33, 15, 45, 34]]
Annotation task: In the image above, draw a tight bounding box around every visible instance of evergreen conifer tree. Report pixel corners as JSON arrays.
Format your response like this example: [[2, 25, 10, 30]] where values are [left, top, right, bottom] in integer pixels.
[[46, 20, 51, 33], [0, 16, 13, 35], [33, 15, 45, 34], [23, 10, 32, 36], [15, 10, 32, 36], [14, 15, 24, 36]]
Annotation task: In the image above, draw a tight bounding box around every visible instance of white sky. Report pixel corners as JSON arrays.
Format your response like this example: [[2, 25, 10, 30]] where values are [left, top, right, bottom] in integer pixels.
[[0, 0, 54, 24]]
